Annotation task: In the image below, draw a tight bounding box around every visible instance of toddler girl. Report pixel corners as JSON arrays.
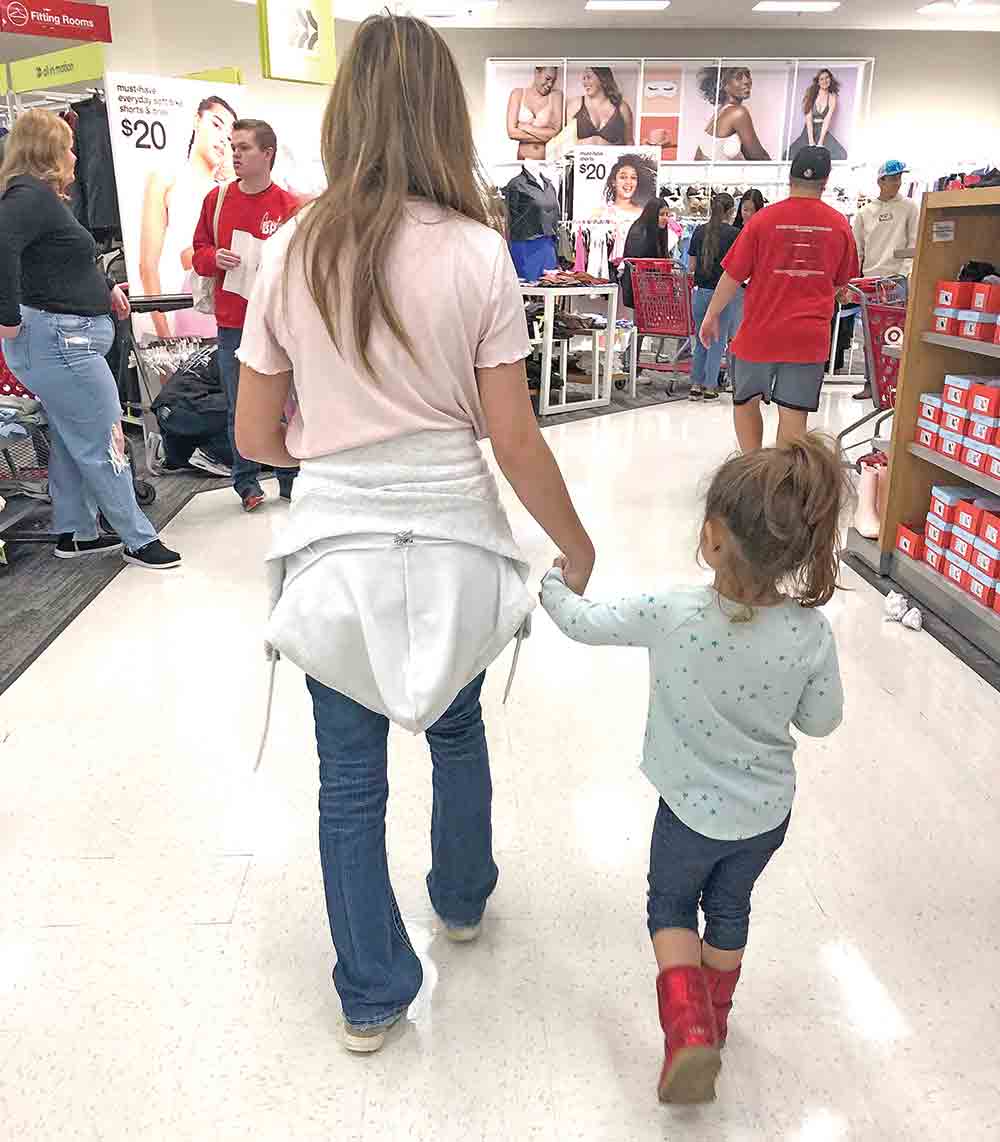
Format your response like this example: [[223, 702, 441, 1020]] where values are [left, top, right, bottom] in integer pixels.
[[540, 435, 845, 1104]]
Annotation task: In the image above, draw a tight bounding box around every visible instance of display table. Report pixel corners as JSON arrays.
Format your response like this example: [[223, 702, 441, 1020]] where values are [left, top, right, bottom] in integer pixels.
[[519, 284, 619, 417]]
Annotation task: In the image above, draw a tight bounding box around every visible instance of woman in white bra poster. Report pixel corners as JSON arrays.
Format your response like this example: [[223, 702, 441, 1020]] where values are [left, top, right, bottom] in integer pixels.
[[505, 65, 564, 161], [694, 66, 771, 163]]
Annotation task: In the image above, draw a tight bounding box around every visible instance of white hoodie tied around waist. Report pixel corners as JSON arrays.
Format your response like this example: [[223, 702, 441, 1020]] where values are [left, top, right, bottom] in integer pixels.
[[266, 428, 536, 733]]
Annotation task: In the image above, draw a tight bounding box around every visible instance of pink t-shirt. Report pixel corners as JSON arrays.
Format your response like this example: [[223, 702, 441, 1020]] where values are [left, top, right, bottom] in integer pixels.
[[237, 200, 531, 459]]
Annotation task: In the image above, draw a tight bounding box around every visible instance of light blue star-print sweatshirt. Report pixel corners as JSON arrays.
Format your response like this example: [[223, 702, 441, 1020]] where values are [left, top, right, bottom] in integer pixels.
[[540, 570, 843, 841]]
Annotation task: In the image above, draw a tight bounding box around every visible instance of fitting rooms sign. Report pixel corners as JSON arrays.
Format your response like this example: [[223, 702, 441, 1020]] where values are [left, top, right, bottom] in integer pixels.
[[0, 0, 112, 42]]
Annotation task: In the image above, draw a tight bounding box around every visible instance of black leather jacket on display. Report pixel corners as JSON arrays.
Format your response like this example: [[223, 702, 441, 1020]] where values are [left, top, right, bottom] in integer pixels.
[[504, 167, 559, 243]]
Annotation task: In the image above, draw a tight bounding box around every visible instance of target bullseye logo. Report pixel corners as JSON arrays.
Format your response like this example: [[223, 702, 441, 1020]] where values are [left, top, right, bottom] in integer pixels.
[[883, 325, 904, 348], [6, 2, 31, 27]]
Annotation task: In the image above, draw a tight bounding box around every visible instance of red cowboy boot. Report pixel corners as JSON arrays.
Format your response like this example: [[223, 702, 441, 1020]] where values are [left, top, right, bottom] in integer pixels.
[[702, 964, 742, 1046], [655, 965, 721, 1104]]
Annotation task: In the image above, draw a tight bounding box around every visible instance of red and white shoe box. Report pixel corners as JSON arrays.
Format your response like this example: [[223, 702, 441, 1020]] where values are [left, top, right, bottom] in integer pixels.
[[936, 281, 975, 309], [919, 393, 942, 423], [971, 282, 1000, 314], [924, 538, 946, 574], [958, 311, 999, 343], [895, 523, 924, 560], [932, 308, 960, 336], [968, 413, 1000, 447], [929, 485, 980, 524], [969, 381, 1000, 418], [937, 429, 964, 461]]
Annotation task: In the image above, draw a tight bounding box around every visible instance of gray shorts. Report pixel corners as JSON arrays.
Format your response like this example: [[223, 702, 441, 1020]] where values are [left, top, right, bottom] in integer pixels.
[[732, 358, 827, 413]]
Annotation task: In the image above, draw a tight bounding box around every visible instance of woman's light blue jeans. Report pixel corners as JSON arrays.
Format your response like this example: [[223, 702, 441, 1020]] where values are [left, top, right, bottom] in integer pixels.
[[691, 287, 744, 391], [307, 671, 498, 1030], [1, 307, 158, 549]]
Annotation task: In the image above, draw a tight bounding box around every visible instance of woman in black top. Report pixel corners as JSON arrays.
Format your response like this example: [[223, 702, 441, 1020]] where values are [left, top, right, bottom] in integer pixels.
[[735, 188, 765, 231], [687, 192, 740, 400], [0, 110, 179, 568], [623, 198, 671, 260]]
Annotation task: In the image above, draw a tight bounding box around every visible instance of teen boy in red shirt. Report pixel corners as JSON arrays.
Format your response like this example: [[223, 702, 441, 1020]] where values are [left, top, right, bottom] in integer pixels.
[[192, 119, 298, 511], [699, 146, 859, 451]]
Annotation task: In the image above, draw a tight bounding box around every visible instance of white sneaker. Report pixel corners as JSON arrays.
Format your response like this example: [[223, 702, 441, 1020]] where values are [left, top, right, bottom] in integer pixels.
[[188, 448, 231, 478], [342, 1011, 403, 1054], [436, 913, 482, 943]]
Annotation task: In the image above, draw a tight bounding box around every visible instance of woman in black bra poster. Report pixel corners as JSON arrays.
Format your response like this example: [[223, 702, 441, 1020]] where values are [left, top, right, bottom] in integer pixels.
[[565, 63, 639, 147]]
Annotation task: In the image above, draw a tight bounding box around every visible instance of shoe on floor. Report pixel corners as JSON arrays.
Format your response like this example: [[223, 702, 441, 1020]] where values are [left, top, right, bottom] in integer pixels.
[[435, 911, 482, 943], [188, 448, 231, 478], [123, 540, 181, 570], [689, 385, 704, 401], [343, 1011, 404, 1054], [702, 389, 720, 402], [656, 965, 721, 1104], [852, 384, 873, 401], [54, 533, 123, 559], [703, 964, 742, 1047], [241, 489, 266, 513]]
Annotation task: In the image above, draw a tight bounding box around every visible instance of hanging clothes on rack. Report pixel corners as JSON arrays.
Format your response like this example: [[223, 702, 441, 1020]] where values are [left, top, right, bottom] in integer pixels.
[[69, 94, 120, 240], [503, 166, 559, 281]]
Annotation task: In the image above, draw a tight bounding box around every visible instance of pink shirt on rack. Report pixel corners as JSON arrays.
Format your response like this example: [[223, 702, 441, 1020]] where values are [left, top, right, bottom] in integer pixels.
[[237, 200, 531, 459]]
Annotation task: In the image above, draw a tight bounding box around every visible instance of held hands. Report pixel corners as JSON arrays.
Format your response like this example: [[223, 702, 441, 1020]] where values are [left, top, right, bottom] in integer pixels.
[[110, 285, 131, 321], [553, 545, 595, 597], [699, 311, 720, 350], [216, 249, 242, 272]]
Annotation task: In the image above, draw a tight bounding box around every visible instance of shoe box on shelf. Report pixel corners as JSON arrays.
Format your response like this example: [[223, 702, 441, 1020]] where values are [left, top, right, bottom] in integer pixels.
[[932, 278, 1000, 345], [912, 375, 1000, 478], [902, 484, 1000, 610]]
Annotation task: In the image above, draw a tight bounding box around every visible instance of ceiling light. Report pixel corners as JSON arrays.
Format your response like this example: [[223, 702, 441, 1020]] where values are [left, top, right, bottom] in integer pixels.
[[918, 0, 1000, 10], [752, 1, 840, 10], [586, 0, 670, 7]]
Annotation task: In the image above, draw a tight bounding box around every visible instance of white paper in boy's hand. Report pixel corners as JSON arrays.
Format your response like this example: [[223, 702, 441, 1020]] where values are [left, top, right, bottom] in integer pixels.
[[223, 229, 265, 299]]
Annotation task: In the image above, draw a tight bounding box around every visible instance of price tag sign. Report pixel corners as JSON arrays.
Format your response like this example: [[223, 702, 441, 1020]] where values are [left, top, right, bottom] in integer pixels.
[[120, 116, 168, 151], [572, 145, 660, 224], [932, 220, 956, 244]]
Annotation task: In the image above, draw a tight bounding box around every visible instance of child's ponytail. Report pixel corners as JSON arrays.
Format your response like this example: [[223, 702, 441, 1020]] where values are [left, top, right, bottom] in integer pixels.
[[704, 434, 850, 609]]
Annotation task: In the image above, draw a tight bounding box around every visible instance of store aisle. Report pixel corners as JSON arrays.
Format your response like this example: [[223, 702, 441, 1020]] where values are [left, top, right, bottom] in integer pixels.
[[1, 391, 997, 1141]]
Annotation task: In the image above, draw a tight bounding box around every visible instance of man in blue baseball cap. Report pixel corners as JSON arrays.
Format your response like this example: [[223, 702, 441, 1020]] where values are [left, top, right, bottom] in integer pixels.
[[848, 159, 920, 396]]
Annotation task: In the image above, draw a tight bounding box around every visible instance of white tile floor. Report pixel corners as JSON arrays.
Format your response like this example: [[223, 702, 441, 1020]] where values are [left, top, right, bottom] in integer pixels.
[[2, 389, 999, 1141]]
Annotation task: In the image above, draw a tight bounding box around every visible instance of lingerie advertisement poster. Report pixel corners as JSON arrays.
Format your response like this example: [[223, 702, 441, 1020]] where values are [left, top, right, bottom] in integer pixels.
[[782, 61, 868, 163], [680, 61, 791, 163], [106, 72, 324, 342], [485, 58, 870, 170]]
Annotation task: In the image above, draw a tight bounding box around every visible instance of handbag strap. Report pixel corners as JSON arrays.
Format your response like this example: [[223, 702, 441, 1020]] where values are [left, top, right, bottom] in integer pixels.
[[212, 182, 230, 246]]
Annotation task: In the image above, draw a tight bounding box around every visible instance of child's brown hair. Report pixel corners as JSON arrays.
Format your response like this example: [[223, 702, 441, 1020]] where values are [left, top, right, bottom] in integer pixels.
[[704, 434, 849, 608]]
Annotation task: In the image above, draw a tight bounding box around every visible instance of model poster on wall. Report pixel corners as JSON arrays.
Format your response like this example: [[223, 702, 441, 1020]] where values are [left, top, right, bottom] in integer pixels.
[[486, 58, 869, 170], [687, 61, 791, 163], [106, 73, 324, 342], [486, 60, 565, 164], [783, 61, 867, 161], [564, 62, 640, 148], [573, 145, 659, 223]]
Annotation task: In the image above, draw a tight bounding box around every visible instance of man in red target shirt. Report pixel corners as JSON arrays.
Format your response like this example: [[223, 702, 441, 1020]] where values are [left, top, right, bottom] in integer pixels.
[[192, 118, 298, 511], [699, 146, 859, 451]]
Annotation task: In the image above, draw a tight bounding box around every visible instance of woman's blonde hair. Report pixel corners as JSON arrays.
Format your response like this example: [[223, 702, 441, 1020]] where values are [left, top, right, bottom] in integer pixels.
[[0, 109, 74, 197], [289, 13, 498, 378]]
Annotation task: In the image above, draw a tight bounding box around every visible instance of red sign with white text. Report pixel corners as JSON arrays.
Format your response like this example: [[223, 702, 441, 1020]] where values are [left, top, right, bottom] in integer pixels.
[[0, 0, 111, 42]]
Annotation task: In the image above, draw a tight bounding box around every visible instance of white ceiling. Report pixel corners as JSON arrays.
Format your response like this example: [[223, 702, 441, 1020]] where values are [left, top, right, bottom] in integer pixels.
[[334, 0, 1000, 30]]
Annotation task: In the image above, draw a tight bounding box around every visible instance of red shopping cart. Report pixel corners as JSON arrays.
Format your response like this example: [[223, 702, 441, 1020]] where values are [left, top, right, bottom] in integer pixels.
[[836, 275, 908, 467], [624, 259, 694, 397]]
